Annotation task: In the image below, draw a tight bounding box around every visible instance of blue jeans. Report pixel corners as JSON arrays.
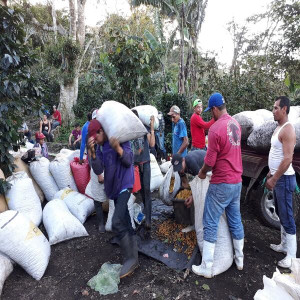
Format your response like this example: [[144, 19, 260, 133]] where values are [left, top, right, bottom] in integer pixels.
[[203, 182, 244, 243], [273, 174, 296, 235], [112, 189, 134, 240], [52, 120, 60, 130], [155, 132, 166, 159], [191, 146, 207, 151]]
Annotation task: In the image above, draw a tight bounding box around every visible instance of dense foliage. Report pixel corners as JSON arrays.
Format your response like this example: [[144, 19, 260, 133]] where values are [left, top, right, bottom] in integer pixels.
[[0, 6, 41, 178]]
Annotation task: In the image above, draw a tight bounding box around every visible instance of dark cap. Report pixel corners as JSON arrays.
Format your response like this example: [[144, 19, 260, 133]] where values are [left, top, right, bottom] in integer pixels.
[[171, 153, 183, 172], [88, 119, 102, 139]]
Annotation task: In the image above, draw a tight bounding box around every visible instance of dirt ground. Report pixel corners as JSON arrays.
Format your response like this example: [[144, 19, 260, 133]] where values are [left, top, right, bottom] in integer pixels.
[[2, 186, 299, 300]]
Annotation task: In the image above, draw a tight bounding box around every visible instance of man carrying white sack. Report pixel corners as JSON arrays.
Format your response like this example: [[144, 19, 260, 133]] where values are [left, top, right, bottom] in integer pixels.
[[192, 92, 244, 278], [87, 119, 138, 278], [266, 96, 297, 269]]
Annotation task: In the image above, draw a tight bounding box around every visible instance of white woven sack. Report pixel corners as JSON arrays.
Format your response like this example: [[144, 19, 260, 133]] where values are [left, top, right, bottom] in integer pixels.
[[132, 105, 159, 130], [190, 176, 234, 276], [54, 188, 94, 223], [90, 170, 106, 202], [293, 118, 300, 151], [5, 171, 42, 226], [97, 101, 148, 143], [43, 199, 88, 245], [159, 161, 171, 174], [159, 166, 181, 206], [0, 210, 50, 280], [247, 120, 277, 153], [288, 106, 300, 123], [105, 195, 136, 231], [150, 154, 164, 192], [0, 253, 13, 296], [85, 179, 93, 198], [49, 155, 78, 191], [29, 157, 59, 201]]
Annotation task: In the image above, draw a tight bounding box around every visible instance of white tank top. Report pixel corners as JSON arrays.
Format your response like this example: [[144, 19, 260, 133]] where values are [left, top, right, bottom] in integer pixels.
[[268, 122, 295, 175]]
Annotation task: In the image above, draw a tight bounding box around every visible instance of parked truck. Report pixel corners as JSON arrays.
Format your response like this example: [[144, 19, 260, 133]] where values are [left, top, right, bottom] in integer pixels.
[[242, 143, 300, 229]]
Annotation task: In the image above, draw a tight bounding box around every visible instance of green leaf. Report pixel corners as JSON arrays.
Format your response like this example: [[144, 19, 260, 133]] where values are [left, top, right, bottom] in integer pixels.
[[195, 280, 199, 285], [202, 284, 210, 291]]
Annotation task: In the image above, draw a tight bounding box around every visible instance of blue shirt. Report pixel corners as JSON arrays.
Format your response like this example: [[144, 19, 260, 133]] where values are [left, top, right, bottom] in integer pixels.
[[172, 118, 188, 157], [80, 121, 90, 160]]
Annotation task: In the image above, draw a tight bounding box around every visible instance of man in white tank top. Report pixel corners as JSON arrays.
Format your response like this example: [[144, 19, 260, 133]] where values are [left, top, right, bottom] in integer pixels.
[[267, 96, 297, 269]]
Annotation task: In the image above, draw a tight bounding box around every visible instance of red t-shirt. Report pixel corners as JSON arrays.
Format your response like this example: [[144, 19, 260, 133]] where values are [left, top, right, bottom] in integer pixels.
[[204, 114, 242, 184], [53, 110, 61, 125], [190, 113, 214, 149]]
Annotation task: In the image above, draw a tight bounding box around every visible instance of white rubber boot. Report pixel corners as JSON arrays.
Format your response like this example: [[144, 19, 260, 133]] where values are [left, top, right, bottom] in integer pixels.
[[192, 241, 215, 278], [278, 233, 297, 268], [233, 239, 244, 270], [270, 226, 287, 254]]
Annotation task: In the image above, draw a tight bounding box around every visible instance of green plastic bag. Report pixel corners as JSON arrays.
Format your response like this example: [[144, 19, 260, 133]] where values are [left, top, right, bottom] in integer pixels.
[[87, 262, 122, 295]]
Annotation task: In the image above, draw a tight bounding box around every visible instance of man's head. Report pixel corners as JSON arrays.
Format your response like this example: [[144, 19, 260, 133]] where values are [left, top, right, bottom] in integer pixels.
[[204, 92, 226, 121], [193, 99, 203, 115], [168, 105, 181, 123], [53, 105, 57, 112], [74, 123, 81, 131], [171, 153, 186, 174], [88, 119, 106, 145], [273, 96, 290, 121]]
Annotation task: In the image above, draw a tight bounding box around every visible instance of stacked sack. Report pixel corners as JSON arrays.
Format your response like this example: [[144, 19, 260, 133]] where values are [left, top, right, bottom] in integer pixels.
[[233, 106, 300, 153]]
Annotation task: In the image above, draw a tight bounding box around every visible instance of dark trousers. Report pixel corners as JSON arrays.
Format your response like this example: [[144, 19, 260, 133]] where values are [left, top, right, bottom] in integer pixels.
[[138, 161, 151, 225], [42, 130, 53, 142], [274, 174, 297, 235], [112, 189, 134, 240]]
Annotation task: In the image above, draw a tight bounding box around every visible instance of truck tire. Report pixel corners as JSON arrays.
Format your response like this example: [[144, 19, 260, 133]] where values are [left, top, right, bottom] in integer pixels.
[[254, 184, 300, 229]]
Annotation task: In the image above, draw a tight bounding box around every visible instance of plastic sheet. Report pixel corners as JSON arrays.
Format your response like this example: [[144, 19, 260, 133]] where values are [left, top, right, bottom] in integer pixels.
[[87, 262, 122, 295]]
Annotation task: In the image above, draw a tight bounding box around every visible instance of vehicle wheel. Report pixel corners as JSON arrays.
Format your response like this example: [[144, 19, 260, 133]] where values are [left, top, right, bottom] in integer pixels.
[[254, 184, 300, 230]]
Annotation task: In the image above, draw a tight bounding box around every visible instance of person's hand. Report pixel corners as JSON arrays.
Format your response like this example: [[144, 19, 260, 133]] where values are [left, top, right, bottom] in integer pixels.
[[79, 159, 84, 165], [198, 168, 206, 179], [266, 176, 276, 190], [98, 174, 104, 183], [185, 195, 193, 208], [68, 142, 71, 147], [150, 115, 155, 130], [109, 137, 120, 151], [87, 137, 95, 149]]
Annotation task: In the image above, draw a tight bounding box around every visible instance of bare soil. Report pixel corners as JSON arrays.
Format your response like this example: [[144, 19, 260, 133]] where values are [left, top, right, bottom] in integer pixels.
[[3, 186, 299, 300]]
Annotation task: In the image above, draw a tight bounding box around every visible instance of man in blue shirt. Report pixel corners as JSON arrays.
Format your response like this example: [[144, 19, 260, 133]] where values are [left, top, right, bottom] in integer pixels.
[[168, 105, 188, 157]]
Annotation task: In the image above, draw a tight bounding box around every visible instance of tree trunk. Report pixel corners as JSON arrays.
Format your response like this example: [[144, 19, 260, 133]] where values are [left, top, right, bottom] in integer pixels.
[[178, 4, 185, 95], [51, 0, 57, 41], [69, 0, 76, 41], [58, 77, 78, 126], [77, 0, 86, 47]]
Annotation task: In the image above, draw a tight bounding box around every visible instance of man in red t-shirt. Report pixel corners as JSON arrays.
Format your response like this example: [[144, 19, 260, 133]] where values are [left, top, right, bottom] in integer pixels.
[[190, 99, 214, 150], [52, 105, 62, 130], [192, 93, 244, 278]]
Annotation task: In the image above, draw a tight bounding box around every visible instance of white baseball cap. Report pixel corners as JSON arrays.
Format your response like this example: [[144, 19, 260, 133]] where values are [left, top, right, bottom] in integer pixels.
[[92, 109, 98, 119]]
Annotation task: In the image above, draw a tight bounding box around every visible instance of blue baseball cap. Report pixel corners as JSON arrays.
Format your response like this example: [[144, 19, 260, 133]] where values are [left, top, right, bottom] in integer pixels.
[[204, 93, 225, 112]]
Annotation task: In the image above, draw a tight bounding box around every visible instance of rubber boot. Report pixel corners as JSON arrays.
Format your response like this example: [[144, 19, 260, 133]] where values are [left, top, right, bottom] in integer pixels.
[[94, 201, 105, 233], [270, 226, 287, 254], [120, 234, 139, 278], [278, 233, 297, 268], [233, 239, 244, 270], [192, 241, 215, 278], [144, 197, 152, 230]]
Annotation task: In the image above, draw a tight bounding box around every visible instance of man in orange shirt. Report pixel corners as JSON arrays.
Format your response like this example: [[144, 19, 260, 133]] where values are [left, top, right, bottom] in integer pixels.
[[190, 99, 214, 150]]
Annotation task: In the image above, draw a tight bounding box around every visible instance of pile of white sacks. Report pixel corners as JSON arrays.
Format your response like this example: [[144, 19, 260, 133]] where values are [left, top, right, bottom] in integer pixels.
[[0, 101, 166, 296], [233, 106, 300, 153]]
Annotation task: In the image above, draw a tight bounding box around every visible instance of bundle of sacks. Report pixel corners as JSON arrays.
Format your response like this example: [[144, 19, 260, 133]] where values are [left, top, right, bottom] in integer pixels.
[[233, 106, 300, 153]]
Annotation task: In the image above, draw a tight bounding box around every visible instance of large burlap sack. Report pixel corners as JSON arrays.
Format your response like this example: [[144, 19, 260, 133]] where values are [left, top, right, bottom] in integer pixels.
[[13, 156, 45, 202], [150, 154, 164, 192], [0, 169, 8, 213], [85, 170, 107, 202], [70, 158, 90, 194], [0, 210, 50, 280], [105, 195, 136, 231], [43, 199, 88, 245], [97, 101, 148, 143], [6, 172, 42, 226], [29, 157, 59, 201], [288, 106, 300, 123], [0, 253, 13, 297], [54, 188, 94, 223], [190, 176, 234, 276], [159, 161, 171, 174], [60, 149, 83, 163], [132, 105, 159, 130], [159, 166, 181, 206], [247, 120, 277, 153], [293, 118, 300, 151], [233, 111, 265, 140], [49, 155, 78, 191]]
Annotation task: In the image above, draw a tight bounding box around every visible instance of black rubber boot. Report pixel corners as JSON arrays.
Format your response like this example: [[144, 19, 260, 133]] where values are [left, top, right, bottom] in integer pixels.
[[120, 234, 139, 278], [144, 197, 152, 230], [94, 201, 105, 233]]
